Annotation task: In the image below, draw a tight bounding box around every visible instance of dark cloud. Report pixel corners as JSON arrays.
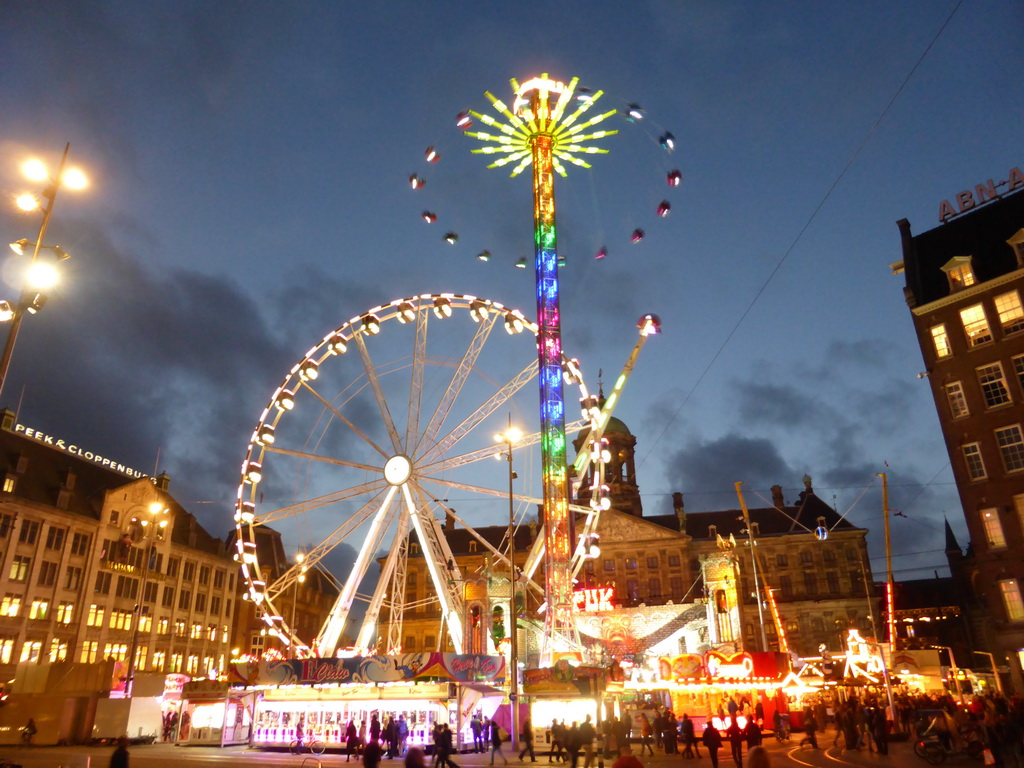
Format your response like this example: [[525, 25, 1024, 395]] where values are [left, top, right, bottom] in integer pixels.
[[665, 433, 795, 512]]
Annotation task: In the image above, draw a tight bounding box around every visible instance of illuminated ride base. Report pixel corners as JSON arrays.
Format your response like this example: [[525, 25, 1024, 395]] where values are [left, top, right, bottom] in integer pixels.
[[464, 75, 620, 660]]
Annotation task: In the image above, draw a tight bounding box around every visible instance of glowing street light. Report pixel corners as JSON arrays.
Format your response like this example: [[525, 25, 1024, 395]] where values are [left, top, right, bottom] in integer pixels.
[[494, 417, 522, 746], [0, 144, 89, 398]]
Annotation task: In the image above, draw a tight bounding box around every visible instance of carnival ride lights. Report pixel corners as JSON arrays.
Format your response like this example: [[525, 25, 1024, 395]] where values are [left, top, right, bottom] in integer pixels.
[[234, 293, 605, 659]]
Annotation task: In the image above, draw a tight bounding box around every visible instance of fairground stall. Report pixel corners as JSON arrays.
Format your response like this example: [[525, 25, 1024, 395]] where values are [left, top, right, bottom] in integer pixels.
[[177, 679, 255, 746], [231, 653, 505, 750], [633, 650, 793, 732], [523, 663, 606, 749]]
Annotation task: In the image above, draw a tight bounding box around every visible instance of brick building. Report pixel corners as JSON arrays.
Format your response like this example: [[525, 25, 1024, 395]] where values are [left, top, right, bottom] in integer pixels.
[[892, 181, 1024, 690]]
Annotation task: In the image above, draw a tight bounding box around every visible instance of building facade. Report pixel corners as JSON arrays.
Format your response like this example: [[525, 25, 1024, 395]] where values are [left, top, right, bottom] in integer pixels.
[[380, 417, 875, 661], [0, 410, 236, 686], [893, 181, 1024, 690]]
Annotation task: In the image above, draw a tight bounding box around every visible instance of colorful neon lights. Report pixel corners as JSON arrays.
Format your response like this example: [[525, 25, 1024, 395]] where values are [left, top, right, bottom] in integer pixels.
[[466, 74, 617, 659]]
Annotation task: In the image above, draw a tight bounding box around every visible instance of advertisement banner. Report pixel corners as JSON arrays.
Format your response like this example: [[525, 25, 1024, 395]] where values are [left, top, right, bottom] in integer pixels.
[[522, 662, 605, 696], [230, 653, 506, 687]]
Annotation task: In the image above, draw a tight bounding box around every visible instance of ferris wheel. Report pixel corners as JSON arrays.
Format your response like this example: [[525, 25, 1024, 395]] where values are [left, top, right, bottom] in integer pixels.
[[232, 293, 602, 658]]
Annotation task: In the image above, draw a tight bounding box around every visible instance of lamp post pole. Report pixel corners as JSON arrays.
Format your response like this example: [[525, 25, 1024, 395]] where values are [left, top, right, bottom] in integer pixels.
[[933, 646, 964, 701], [0, 144, 80, 399], [496, 417, 521, 748], [126, 502, 169, 697], [974, 650, 1004, 695], [291, 552, 307, 658]]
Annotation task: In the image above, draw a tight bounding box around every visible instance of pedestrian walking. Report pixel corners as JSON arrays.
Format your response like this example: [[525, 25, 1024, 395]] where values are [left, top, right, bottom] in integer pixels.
[[520, 717, 538, 761], [490, 720, 509, 766], [579, 715, 597, 768], [798, 711, 818, 750], [110, 735, 130, 768], [549, 719, 566, 763], [347, 719, 359, 761], [745, 719, 762, 750], [639, 714, 654, 757], [565, 723, 582, 768], [681, 714, 699, 758], [472, 715, 485, 753], [702, 723, 723, 768], [438, 723, 459, 768], [726, 718, 744, 767]]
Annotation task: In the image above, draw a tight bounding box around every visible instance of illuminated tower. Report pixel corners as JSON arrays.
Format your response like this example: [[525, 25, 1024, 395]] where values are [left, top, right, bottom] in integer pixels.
[[465, 75, 618, 658]]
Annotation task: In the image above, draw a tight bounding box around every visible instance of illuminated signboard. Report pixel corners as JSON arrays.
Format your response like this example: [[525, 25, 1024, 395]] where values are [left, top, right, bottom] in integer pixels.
[[938, 167, 1023, 222], [573, 587, 614, 613], [13, 423, 148, 479]]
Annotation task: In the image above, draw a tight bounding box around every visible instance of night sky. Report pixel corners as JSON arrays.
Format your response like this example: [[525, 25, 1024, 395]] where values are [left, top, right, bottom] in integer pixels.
[[1, 1, 1020, 586]]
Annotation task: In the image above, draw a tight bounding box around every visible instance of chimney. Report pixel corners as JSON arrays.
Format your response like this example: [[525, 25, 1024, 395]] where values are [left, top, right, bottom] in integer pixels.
[[771, 485, 784, 508], [155, 472, 170, 491], [536, 503, 544, 526], [445, 509, 456, 531], [708, 524, 717, 539], [0, 409, 14, 432], [672, 491, 686, 532]]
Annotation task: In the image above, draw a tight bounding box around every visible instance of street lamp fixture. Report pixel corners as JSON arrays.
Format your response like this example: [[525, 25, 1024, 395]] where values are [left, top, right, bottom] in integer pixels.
[[290, 550, 308, 657], [974, 650, 1004, 695], [0, 144, 88, 399], [494, 418, 522, 747], [125, 501, 170, 697]]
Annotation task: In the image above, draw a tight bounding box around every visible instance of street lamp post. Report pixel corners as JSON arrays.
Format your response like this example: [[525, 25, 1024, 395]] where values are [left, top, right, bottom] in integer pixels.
[[495, 418, 522, 749], [0, 144, 88, 398], [932, 646, 964, 701], [125, 501, 170, 697], [290, 551, 307, 658], [974, 650, 1004, 695]]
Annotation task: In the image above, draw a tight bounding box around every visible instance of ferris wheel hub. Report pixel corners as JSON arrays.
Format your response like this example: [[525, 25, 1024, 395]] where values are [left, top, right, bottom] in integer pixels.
[[383, 454, 413, 486]]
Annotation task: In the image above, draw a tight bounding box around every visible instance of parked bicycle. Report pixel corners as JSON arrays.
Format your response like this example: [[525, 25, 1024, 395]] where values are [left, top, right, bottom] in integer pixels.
[[291, 736, 326, 756]]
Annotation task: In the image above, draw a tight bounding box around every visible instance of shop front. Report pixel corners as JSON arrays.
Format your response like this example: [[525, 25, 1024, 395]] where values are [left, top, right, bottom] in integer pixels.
[[523, 663, 606, 749]]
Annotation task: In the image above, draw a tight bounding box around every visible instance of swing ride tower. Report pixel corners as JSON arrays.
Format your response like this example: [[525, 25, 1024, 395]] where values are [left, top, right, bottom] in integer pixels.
[[465, 75, 619, 660]]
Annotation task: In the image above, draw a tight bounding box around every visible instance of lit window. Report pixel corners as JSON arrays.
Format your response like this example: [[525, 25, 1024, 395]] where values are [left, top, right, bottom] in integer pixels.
[[1015, 495, 1024, 541], [931, 325, 952, 358], [963, 443, 987, 480], [1, 595, 20, 617], [945, 382, 970, 419], [995, 291, 1024, 336], [0, 638, 15, 664], [87, 605, 105, 627], [56, 602, 74, 624], [79, 640, 99, 664], [999, 580, 1024, 621], [981, 508, 1006, 549], [978, 363, 1011, 408], [19, 640, 41, 663], [947, 264, 976, 289], [960, 304, 992, 347], [2, 477, 14, 493], [48, 639, 67, 662], [29, 599, 49, 620], [9, 555, 30, 582], [995, 425, 1024, 472]]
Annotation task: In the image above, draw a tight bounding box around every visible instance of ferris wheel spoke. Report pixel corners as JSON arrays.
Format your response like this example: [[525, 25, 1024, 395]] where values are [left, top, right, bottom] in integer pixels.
[[300, 378, 391, 459], [405, 303, 429, 450], [265, 488, 391, 607], [414, 313, 499, 458], [352, 333, 404, 455], [357, 507, 411, 650], [263, 444, 380, 473], [317, 484, 401, 655], [258, 478, 385, 526], [419, 358, 537, 465]]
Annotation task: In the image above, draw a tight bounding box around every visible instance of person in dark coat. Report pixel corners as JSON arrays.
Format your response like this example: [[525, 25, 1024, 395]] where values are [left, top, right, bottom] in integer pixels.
[[347, 720, 360, 762], [745, 719, 762, 750], [799, 711, 818, 749], [702, 723, 723, 768], [364, 738, 382, 768], [726, 718, 744, 767], [471, 715, 484, 753], [110, 736, 130, 768], [520, 717, 537, 761], [681, 714, 697, 759], [371, 714, 381, 748], [489, 720, 508, 766]]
